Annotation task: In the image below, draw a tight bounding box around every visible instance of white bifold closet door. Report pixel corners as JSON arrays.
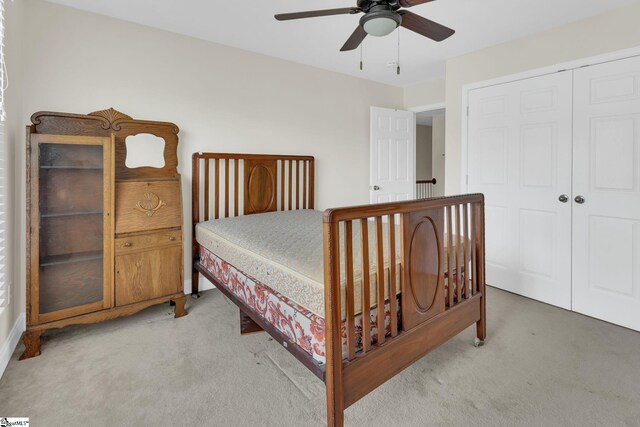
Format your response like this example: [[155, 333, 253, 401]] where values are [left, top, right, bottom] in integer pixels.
[[467, 72, 574, 309], [572, 56, 640, 331]]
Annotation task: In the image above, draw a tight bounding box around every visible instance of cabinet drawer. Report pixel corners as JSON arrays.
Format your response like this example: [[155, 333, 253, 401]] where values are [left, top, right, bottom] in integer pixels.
[[115, 180, 182, 234], [115, 230, 181, 254], [115, 245, 182, 306]]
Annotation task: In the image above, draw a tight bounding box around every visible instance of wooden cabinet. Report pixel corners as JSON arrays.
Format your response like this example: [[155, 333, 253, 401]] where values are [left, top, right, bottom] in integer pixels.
[[116, 245, 182, 306], [22, 108, 187, 359]]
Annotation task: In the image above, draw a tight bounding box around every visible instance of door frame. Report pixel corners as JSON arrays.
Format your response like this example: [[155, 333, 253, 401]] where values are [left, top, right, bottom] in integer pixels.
[[409, 102, 446, 197], [408, 102, 446, 114], [461, 45, 640, 194]]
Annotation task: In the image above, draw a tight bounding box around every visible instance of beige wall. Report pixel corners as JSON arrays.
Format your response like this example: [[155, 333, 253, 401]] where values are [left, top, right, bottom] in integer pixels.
[[0, 0, 26, 362], [404, 78, 445, 109], [431, 115, 446, 197], [444, 2, 640, 194], [15, 0, 404, 304], [416, 125, 432, 180]]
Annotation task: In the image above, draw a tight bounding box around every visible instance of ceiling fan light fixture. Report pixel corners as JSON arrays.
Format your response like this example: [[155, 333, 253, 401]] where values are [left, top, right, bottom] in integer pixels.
[[360, 10, 401, 37]]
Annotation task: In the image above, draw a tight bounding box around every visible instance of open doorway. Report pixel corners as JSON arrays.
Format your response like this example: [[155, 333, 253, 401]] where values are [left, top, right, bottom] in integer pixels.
[[413, 106, 445, 198]]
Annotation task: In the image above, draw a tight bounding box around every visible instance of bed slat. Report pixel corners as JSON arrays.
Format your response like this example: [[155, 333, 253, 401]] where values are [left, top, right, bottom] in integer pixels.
[[296, 160, 300, 210], [457, 204, 463, 303], [214, 158, 220, 220], [303, 161, 307, 209], [280, 160, 285, 211], [388, 214, 398, 337], [288, 160, 293, 210], [234, 159, 239, 217], [471, 205, 477, 296], [308, 161, 315, 209], [204, 159, 210, 221], [447, 206, 454, 307], [375, 217, 385, 346], [463, 203, 470, 299], [345, 221, 356, 361], [224, 159, 229, 218], [360, 218, 371, 353]]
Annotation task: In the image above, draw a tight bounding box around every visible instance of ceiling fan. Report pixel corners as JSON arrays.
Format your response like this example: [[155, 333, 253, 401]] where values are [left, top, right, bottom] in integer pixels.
[[275, 0, 455, 52]]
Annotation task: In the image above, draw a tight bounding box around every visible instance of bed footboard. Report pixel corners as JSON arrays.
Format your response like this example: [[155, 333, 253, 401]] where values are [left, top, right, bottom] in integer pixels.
[[322, 194, 486, 426]]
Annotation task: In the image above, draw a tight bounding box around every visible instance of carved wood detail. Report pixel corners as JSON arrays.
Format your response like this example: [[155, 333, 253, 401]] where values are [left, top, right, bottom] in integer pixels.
[[30, 108, 180, 179], [135, 192, 166, 217], [244, 159, 277, 215], [88, 107, 133, 126]]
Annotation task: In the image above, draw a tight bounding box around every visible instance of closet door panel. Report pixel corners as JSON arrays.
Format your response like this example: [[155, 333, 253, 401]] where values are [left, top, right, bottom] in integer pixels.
[[468, 72, 573, 309], [573, 56, 640, 331]]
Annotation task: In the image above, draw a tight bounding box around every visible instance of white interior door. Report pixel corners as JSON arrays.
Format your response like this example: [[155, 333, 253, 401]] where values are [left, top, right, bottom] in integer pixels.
[[572, 56, 640, 331], [467, 72, 573, 309], [370, 107, 416, 203]]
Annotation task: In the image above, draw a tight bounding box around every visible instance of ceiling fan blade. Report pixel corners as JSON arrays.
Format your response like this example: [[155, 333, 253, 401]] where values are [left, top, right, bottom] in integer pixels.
[[398, 0, 437, 7], [275, 7, 361, 21], [398, 10, 455, 42], [340, 26, 368, 52]]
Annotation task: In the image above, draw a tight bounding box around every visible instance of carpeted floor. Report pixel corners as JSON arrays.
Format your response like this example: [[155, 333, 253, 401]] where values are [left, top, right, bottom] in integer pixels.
[[1, 287, 639, 426]]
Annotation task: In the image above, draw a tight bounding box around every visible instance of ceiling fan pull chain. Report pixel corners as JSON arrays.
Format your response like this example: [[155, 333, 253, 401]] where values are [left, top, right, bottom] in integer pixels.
[[360, 42, 364, 71], [397, 28, 401, 75]]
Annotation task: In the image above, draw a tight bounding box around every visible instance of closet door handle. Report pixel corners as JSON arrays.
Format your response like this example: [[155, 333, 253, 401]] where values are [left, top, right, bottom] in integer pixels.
[[574, 195, 585, 204], [558, 194, 568, 203]]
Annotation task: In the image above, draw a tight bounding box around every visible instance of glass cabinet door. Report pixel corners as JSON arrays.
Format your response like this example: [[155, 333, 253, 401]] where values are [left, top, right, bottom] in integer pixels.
[[30, 134, 113, 324]]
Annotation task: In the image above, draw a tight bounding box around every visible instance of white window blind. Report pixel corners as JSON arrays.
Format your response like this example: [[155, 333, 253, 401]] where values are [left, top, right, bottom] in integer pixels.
[[0, 0, 6, 121], [0, 0, 7, 309], [0, 121, 5, 309]]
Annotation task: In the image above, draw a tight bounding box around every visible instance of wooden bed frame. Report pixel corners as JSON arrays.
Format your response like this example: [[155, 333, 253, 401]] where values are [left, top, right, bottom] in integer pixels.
[[192, 152, 486, 427]]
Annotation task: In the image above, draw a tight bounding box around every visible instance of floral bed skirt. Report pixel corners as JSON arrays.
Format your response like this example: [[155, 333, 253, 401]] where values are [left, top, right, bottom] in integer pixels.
[[199, 246, 397, 365]]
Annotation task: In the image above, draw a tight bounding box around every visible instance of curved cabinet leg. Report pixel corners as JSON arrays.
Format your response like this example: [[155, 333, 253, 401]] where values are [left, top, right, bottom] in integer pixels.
[[173, 295, 188, 318], [20, 329, 44, 360]]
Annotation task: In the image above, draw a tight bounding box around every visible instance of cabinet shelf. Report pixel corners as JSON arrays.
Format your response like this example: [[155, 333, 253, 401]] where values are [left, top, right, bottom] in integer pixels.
[[40, 251, 103, 267], [40, 165, 103, 170], [41, 210, 103, 218]]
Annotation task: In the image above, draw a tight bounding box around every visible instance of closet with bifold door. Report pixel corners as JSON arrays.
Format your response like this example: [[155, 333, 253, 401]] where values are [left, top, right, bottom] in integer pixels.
[[467, 54, 640, 331]]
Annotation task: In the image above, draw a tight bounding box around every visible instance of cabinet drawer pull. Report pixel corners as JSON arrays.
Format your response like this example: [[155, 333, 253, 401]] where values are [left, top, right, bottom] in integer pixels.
[[123, 242, 132, 248], [169, 236, 176, 241]]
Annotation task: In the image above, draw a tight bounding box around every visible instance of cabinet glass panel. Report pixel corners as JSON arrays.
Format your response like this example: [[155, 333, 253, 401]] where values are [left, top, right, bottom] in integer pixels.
[[38, 143, 104, 314]]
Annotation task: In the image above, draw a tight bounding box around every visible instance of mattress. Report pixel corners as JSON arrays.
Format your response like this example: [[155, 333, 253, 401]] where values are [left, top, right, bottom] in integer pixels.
[[196, 209, 467, 364], [196, 209, 400, 319]]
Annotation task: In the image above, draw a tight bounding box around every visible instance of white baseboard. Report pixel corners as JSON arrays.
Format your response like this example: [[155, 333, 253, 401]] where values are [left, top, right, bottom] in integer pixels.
[[0, 312, 26, 380], [184, 276, 216, 295]]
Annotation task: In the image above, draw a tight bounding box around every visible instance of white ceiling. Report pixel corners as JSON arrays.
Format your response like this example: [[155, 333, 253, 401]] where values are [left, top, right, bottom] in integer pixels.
[[46, 0, 637, 87]]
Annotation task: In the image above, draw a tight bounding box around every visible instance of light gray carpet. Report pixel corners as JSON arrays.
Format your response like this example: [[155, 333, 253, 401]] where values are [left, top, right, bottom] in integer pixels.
[[1, 287, 639, 427]]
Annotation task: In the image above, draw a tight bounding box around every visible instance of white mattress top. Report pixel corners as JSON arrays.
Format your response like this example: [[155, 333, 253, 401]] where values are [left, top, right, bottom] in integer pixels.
[[196, 209, 399, 318]]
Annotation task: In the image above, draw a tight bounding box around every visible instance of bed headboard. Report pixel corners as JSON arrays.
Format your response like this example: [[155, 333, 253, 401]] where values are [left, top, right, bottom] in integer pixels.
[[192, 153, 314, 223], [192, 152, 314, 278]]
